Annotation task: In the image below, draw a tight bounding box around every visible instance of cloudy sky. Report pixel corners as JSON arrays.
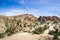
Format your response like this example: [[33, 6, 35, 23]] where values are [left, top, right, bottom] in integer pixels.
[[0, 0, 60, 17]]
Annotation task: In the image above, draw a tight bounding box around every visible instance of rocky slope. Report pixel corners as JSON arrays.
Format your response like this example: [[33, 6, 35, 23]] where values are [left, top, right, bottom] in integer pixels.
[[0, 14, 40, 37], [0, 14, 60, 40]]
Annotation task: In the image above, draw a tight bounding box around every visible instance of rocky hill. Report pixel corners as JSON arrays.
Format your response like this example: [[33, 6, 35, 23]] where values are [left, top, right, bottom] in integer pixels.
[[0, 14, 40, 37], [0, 14, 60, 40]]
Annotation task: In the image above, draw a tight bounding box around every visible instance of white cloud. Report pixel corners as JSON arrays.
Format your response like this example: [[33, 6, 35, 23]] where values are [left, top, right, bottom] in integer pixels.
[[0, 6, 60, 17], [0, 8, 41, 17]]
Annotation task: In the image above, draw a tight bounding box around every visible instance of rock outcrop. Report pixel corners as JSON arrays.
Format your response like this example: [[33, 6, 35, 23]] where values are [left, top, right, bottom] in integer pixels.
[[38, 16, 60, 21]]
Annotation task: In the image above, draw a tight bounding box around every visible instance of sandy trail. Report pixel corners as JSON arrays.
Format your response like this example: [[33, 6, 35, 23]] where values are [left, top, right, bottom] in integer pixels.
[[0, 32, 40, 40]]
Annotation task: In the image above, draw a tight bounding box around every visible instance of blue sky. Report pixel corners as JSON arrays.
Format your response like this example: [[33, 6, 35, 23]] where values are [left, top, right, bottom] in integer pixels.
[[0, 0, 60, 17]]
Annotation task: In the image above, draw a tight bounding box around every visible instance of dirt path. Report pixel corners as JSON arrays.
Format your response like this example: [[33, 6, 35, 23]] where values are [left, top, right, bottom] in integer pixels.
[[0, 32, 40, 40]]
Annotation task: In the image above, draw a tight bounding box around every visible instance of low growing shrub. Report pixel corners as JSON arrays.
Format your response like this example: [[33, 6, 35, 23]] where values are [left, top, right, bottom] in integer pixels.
[[32, 27, 47, 34], [0, 33, 5, 38]]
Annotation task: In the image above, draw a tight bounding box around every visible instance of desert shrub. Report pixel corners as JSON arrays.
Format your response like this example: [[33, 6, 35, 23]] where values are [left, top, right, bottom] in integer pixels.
[[32, 27, 43, 34], [0, 26, 7, 38], [6, 27, 16, 36], [3, 17, 17, 36], [48, 30, 54, 35], [48, 29, 60, 40], [0, 33, 5, 38], [40, 21, 45, 24], [58, 31, 60, 36], [32, 26, 48, 34], [32, 23, 49, 34]]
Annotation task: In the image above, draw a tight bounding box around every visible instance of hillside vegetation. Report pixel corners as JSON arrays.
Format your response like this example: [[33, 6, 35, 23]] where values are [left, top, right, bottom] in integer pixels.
[[0, 14, 60, 40]]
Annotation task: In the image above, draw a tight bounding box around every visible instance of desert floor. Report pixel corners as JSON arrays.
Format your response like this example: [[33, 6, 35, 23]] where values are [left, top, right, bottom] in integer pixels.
[[0, 32, 41, 40]]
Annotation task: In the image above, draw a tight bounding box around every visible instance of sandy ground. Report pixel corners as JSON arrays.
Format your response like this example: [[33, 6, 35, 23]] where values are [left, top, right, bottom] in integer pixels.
[[0, 32, 40, 40]]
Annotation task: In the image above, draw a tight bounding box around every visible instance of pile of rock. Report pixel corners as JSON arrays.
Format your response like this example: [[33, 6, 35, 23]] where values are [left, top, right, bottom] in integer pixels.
[[38, 16, 60, 21]]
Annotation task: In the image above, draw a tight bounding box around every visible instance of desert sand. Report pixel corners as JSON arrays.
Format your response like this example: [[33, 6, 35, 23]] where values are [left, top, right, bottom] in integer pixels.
[[0, 32, 40, 40]]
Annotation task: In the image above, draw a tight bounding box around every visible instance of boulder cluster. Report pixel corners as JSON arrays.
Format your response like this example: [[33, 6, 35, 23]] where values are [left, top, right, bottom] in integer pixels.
[[38, 16, 60, 21]]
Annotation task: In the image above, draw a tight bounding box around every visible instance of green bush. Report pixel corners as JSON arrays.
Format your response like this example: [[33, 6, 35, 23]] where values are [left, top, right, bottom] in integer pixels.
[[0, 33, 5, 38], [32, 27, 47, 34], [48, 29, 60, 40], [5, 27, 16, 36]]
